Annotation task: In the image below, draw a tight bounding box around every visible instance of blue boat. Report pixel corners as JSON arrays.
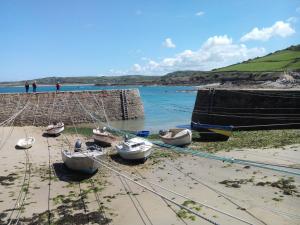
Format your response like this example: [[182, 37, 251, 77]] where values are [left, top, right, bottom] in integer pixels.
[[136, 130, 150, 137], [191, 122, 233, 139]]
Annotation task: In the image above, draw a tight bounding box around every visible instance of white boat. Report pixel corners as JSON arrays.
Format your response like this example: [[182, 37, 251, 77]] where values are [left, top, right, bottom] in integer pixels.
[[116, 137, 153, 161], [61, 148, 103, 174], [46, 122, 64, 135], [16, 137, 35, 149], [92, 127, 117, 146], [159, 128, 192, 146]]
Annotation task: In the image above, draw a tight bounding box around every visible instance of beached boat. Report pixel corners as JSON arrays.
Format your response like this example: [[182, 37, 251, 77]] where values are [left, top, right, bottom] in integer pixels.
[[191, 122, 233, 140], [92, 127, 117, 146], [61, 148, 103, 174], [46, 122, 64, 135], [116, 137, 153, 161], [159, 128, 192, 146], [16, 137, 35, 149], [136, 130, 150, 137]]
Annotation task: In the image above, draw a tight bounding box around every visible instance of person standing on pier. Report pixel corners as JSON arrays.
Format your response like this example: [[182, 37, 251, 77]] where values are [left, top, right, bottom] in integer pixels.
[[25, 81, 29, 93], [32, 81, 37, 92], [56, 81, 61, 92]]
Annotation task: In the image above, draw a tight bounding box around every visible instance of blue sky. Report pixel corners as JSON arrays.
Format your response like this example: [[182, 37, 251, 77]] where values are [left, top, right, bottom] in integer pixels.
[[0, 0, 299, 81]]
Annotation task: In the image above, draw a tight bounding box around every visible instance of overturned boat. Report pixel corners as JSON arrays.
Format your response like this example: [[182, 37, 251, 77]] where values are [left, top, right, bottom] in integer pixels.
[[46, 122, 64, 135], [159, 128, 192, 146], [61, 146, 104, 174], [92, 127, 117, 146], [116, 137, 153, 161], [16, 137, 35, 149]]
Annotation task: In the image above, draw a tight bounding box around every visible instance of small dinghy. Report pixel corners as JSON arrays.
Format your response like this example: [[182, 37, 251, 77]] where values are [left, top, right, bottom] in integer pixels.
[[135, 130, 150, 137], [92, 127, 117, 146], [16, 137, 35, 149], [159, 128, 192, 146], [116, 137, 153, 161], [62, 140, 104, 174], [46, 122, 64, 135]]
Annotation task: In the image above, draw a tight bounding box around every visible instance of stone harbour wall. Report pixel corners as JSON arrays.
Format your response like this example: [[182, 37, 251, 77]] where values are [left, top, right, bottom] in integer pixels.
[[191, 88, 300, 130], [0, 89, 144, 126]]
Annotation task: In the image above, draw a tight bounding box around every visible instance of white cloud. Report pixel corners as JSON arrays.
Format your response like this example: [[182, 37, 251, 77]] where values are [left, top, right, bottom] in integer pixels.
[[287, 17, 298, 23], [128, 35, 265, 74], [163, 38, 176, 48], [195, 11, 205, 16], [297, 7, 300, 13], [132, 64, 142, 72], [240, 21, 295, 42]]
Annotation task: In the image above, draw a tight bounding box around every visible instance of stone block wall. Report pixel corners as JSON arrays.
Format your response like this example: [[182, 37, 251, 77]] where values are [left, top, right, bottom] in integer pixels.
[[191, 88, 300, 130], [0, 89, 144, 126]]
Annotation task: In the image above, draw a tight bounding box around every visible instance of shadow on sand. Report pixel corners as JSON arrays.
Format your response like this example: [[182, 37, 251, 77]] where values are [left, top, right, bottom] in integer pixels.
[[42, 133, 61, 138], [15, 145, 31, 150], [109, 153, 146, 166], [52, 163, 96, 182]]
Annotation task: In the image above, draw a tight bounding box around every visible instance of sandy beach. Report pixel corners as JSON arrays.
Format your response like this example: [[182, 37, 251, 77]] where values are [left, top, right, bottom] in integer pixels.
[[0, 126, 299, 225]]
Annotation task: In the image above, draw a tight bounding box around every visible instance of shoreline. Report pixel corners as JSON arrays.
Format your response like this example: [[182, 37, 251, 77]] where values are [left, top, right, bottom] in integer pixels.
[[0, 126, 299, 225]]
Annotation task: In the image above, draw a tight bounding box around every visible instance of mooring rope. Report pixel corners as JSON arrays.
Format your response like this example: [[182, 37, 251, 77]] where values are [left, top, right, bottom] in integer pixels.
[[71, 96, 221, 224], [73, 95, 300, 176]]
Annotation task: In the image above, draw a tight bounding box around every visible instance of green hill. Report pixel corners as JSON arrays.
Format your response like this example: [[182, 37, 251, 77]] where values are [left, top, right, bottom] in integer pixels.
[[1, 45, 299, 86], [214, 45, 300, 72]]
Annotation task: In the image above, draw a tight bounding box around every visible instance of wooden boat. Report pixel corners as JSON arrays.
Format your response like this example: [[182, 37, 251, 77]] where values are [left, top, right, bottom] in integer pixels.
[[46, 122, 64, 135], [92, 127, 117, 146], [61, 148, 103, 174], [16, 137, 35, 149], [191, 122, 233, 140], [159, 128, 192, 146], [116, 137, 153, 161]]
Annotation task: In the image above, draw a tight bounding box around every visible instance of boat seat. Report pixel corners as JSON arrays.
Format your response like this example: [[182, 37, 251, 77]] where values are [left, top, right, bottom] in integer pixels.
[[173, 130, 188, 138]]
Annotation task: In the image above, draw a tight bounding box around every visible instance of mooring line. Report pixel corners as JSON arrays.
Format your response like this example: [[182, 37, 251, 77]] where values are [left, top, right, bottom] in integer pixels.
[[89, 176, 110, 224], [7, 149, 31, 225], [134, 168, 188, 225], [118, 176, 148, 225], [80, 154, 220, 225], [165, 161, 268, 225]]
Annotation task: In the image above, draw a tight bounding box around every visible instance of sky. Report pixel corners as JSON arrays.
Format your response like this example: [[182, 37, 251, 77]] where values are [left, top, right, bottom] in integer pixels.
[[0, 0, 299, 81]]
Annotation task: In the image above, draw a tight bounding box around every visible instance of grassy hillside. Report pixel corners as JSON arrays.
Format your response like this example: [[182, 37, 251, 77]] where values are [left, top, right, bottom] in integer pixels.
[[0, 45, 299, 86], [0, 75, 160, 86], [214, 45, 300, 72]]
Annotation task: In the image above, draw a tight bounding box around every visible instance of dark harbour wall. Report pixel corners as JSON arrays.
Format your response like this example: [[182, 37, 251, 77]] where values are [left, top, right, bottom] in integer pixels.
[[191, 89, 300, 130], [0, 89, 144, 126]]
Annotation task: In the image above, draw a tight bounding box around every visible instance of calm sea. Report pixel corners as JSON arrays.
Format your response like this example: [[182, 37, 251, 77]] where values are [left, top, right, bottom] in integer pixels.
[[0, 85, 197, 132]]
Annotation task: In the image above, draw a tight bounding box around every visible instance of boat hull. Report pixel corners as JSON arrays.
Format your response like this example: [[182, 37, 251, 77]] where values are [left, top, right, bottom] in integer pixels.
[[46, 124, 65, 135], [92, 129, 117, 146], [116, 137, 153, 160], [117, 147, 152, 160], [191, 122, 232, 140], [92, 134, 116, 145], [16, 137, 35, 149], [61, 150, 102, 174], [160, 129, 192, 146]]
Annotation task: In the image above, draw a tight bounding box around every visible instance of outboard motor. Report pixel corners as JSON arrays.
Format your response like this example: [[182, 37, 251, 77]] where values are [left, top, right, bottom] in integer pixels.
[[159, 130, 167, 136], [124, 134, 129, 142], [74, 139, 82, 152]]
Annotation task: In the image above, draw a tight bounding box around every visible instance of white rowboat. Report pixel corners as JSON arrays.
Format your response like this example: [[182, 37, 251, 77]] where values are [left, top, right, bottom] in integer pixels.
[[116, 137, 153, 161], [159, 128, 192, 146], [61, 149, 103, 174], [46, 122, 64, 135], [16, 137, 35, 149], [92, 127, 117, 146]]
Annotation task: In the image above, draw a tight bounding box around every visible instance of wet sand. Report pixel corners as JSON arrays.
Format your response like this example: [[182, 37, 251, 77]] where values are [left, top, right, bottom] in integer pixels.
[[0, 126, 299, 225]]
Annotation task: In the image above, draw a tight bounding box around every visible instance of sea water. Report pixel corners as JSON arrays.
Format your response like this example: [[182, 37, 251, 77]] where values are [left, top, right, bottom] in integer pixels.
[[0, 85, 197, 131]]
